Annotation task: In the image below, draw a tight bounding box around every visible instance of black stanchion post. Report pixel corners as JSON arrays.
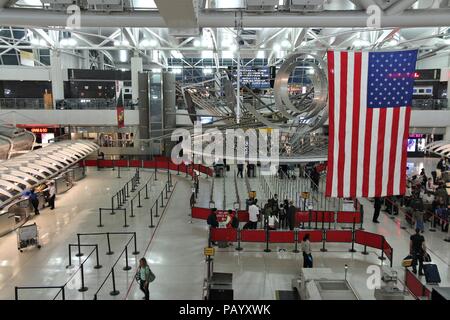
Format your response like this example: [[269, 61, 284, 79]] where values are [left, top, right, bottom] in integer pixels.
[[361, 245, 369, 255], [321, 211, 325, 230], [165, 184, 168, 199], [145, 183, 149, 199], [61, 287, 65, 300], [110, 268, 120, 296], [264, 228, 271, 253], [308, 209, 312, 229], [235, 228, 243, 251], [111, 197, 115, 215], [130, 200, 134, 218], [78, 263, 88, 292], [379, 238, 386, 261], [106, 232, 114, 255], [123, 246, 132, 271], [123, 208, 129, 227], [155, 201, 159, 217], [137, 191, 142, 208], [76, 234, 83, 257], [126, 183, 129, 198], [149, 207, 154, 228], [117, 166, 121, 178], [359, 204, 365, 230], [293, 229, 299, 253], [67, 244, 72, 268], [154, 165, 157, 180], [94, 244, 102, 269], [349, 218, 357, 252], [132, 232, 139, 255], [98, 209, 103, 227], [160, 192, 164, 207], [320, 229, 327, 252]]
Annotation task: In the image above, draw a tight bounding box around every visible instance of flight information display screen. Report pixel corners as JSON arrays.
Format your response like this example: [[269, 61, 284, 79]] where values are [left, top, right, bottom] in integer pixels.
[[229, 66, 275, 89]]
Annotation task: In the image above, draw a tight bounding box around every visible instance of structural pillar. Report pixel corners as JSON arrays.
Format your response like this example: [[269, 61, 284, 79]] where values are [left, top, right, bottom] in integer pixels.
[[82, 50, 90, 69], [50, 50, 64, 109], [131, 53, 143, 102]]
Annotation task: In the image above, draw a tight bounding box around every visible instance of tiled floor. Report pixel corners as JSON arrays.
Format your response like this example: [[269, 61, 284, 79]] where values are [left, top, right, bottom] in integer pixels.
[[1, 157, 448, 300]]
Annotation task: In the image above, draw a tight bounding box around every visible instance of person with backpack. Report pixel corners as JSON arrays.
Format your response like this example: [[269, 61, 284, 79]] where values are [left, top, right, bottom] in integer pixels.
[[137, 257, 155, 300], [301, 233, 313, 268], [410, 229, 426, 276]]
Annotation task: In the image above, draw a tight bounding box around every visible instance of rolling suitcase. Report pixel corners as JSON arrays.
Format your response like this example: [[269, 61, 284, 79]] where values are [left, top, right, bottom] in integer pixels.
[[423, 264, 441, 284]]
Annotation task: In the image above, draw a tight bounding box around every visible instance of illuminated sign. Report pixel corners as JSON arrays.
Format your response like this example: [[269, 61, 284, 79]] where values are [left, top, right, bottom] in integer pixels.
[[31, 128, 48, 133]]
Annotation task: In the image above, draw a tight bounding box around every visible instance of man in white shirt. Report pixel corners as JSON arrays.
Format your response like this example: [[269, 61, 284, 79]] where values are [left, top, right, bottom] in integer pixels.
[[48, 181, 56, 210], [248, 203, 259, 229]]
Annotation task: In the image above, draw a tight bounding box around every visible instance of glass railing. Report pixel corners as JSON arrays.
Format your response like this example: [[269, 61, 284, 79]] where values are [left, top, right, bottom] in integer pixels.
[[411, 99, 448, 110], [56, 99, 136, 110], [0, 98, 44, 109]]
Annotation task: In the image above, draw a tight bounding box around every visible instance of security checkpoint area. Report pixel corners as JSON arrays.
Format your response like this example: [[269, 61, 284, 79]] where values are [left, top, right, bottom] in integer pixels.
[[0, 0, 449, 315]]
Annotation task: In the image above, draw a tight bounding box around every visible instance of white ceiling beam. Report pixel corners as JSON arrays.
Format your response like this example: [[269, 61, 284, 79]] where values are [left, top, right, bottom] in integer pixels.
[[385, 0, 418, 15]]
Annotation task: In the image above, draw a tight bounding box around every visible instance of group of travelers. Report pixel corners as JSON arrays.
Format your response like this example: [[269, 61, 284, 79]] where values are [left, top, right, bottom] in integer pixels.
[[26, 181, 57, 216], [206, 195, 314, 268]]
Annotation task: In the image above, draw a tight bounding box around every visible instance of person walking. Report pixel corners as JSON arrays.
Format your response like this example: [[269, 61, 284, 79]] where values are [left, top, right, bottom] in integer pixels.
[[29, 189, 40, 215], [410, 229, 426, 276], [373, 197, 382, 223], [137, 258, 155, 300], [287, 200, 297, 231], [301, 233, 313, 268], [237, 163, 244, 178], [247, 202, 260, 229], [48, 181, 56, 210]]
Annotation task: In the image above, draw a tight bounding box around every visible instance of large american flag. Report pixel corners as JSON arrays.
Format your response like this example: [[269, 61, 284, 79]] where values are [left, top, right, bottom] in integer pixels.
[[325, 50, 418, 198]]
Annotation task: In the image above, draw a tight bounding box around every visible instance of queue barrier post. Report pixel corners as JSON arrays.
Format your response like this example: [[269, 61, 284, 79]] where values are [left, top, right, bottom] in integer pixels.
[[349, 218, 357, 252], [78, 263, 88, 292], [145, 184, 149, 200], [123, 208, 129, 228], [155, 201, 159, 217], [94, 244, 102, 269], [320, 229, 327, 252], [235, 228, 243, 251], [61, 287, 66, 300], [67, 244, 72, 268], [110, 268, 120, 296], [379, 238, 386, 261], [123, 246, 132, 271], [361, 245, 369, 255], [321, 211, 325, 230], [98, 209, 103, 228], [137, 191, 142, 208], [308, 209, 312, 229], [264, 228, 271, 253], [359, 204, 365, 230], [111, 197, 115, 215], [117, 166, 121, 178], [76, 233, 83, 257], [149, 207, 155, 228], [132, 232, 139, 255], [154, 166, 158, 181], [106, 232, 114, 255], [130, 200, 134, 218], [160, 192, 164, 208], [165, 183, 169, 199], [293, 229, 299, 253]]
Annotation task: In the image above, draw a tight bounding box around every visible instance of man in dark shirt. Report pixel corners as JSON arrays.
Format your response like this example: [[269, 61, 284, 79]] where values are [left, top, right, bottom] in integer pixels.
[[410, 228, 426, 276], [373, 197, 382, 223], [287, 201, 297, 231], [207, 208, 219, 228]]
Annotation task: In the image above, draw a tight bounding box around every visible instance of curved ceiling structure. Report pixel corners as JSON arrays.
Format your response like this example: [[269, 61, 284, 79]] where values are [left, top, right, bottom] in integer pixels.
[[424, 140, 450, 157], [0, 140, 99, 209]]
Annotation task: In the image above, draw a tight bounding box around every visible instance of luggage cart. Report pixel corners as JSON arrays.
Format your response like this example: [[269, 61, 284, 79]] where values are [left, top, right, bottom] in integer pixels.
[[17, 223, 41, 252]]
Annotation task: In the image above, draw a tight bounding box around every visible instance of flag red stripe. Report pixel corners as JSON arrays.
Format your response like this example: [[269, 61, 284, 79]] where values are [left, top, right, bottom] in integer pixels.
[[375, 108, 387, 197], [362, 107, 373, 197], [337, 52, 348, 197], [350, 52, 362, 197], [399, 107, 411, 194], [325, 51, 335, 197], [387, 107, 400, 195]]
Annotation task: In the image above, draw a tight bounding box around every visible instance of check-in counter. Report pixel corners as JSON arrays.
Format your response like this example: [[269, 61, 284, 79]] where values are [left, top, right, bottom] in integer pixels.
[[55, 170, 74, 194], [73, 166, 86, 181], [0, 193, 45, 237]]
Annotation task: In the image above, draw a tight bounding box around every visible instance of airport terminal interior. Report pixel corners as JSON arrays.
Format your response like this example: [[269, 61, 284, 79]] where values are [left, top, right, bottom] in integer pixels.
[[0, 0, 450, 301]]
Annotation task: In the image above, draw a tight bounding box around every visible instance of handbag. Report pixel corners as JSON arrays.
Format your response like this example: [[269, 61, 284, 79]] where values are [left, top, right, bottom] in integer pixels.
[[148, 268, 156, 283], [423, 252, 432, 263], [402, 255, 413, 268], [135, 269, 141, 282]]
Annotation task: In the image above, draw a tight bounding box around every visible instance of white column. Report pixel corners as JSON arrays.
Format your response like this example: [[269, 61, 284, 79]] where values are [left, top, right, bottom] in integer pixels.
[[50, 50, 64, 109], [131, 53, 143, 101], [82, 50, 90, 69], [444, 126, 450, 141]]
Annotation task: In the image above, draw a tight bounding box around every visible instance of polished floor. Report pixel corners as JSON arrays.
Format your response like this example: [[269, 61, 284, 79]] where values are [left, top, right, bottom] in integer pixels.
[[0, 158, 448, 300]]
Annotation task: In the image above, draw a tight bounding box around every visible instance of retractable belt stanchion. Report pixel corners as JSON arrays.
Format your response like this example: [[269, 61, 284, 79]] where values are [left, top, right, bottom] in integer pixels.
[[106, 232, 114, 255], [111, 197, 115, 215], [359, 204, 365, 230], [160, 191, 164, 207], [130, 200, 134, 218], [98, 209, 103, 228], [78, 263, 88, 292], [117, 166, 121, 178], [123, 208, 129, 228], [155, 200, 159, 217], [320, 229, 327, 252], [110, 268, 120, 296], [149, 206, 155, 228], [235, 228, 243, 251], [154, 165, 157, 181], [349, 218, 357, 252], [293, 229, 299, 253], [145, 183, 149, 200], [123, 246, 132, 271], [94, 244, 102, 269], [264, 228, 271, 253], [76, 233, 83, 257], [379, 238, 386, 261], [132, 232, 139, 255]]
